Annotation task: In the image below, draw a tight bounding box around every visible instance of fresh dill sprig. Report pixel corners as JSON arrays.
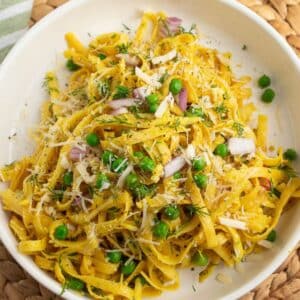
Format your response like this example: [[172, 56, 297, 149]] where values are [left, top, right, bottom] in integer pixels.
[[116, 43, 130, 54], [185, 204, 210, 217], [232, 122, 244, 137], [42, 74, 59, 95], [97, 79, 111, 98], [113, 85, 129, 99], [47, 187, 64, 201], [215, 102, 228, 114]]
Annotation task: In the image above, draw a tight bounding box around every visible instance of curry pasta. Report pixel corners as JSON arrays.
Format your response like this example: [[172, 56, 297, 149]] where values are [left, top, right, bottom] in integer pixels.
[[1, 12, 300, 299]]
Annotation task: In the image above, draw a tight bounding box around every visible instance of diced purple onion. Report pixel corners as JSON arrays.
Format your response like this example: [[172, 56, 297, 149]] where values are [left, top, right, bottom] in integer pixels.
[[72, 195, 82, 208], [159, 16, 183, 38], [108, 98, 140, 109], [178, 87, 188, 111], [133, 87, 148, 100], [164, 156, 186, 177], [69, 147, 86, 162], [116, 54, 141, 66]]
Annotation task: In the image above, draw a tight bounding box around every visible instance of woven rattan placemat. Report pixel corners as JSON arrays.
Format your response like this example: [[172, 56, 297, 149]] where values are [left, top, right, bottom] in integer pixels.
[[0, 0, 300, 299]]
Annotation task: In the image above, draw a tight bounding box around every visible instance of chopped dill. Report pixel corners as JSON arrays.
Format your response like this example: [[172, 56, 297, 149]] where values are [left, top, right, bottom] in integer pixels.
[[113, 85, 129, 99], [232, 122, 244, 137], [97, 79, 111, 98], [122, 23, 131, 32], [215, 103, 227, 114], [159, 71, 169, 84], [47, 188, 64, 201], [116, 43, 130, 54], [185, 204, 210, 217], [42, 74, 59, 95]]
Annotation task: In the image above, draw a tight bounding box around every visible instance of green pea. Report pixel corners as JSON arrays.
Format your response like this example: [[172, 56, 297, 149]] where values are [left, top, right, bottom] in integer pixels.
[[283, 148, 298, 161], [186, 106, 204, 118], [193, 174, 208, 189], [66, 277, 85, 291], [102, 150, 115, 165], [192, 157, 206, 171], [146, 94, 159, 105], [139, 157, 155, 172], [106, 251, 122, 263], [66, 59, 80, 71], [96, 173, 109, 189], [98, 53, 107, 60], [152, 221, 169, 239], [192, 251, 209, 266], [133, 151, 144, 160], [111, 157, 128, 173], [164, 205, 180, 220], [54, 224, 68, 240], [132, 184, 152, 199], [149, 103, 158, 113], [258, 75, 271, 88], [121, 260, 136, 276], [169, 78, 183, 95], [125, 173, 139, 189], [86, 133, 100, 147], [266, 230, 277, 242], [173, 172, 182, 180], [261, 88, 275, 103], [214, 143, 229, 158], [63, 171, 73, 187]]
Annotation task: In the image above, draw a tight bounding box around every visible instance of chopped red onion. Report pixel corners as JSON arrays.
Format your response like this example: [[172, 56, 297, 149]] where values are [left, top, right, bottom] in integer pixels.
[[116, 54, 141, 66], [178, 87, 188, 111], [159, 16, 182, 38], [133, 87, 149, 100], [72, 195, 82, 208], [164, 156, 186, 177], [167, 17, 183, 26], [108, 98, 140, 110], [69, 147, 86, 162], [111, 107, 129, 116]]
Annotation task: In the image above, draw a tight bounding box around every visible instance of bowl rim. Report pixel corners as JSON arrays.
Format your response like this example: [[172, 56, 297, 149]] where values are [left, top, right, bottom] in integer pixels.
[[0, 0, 300, 299]]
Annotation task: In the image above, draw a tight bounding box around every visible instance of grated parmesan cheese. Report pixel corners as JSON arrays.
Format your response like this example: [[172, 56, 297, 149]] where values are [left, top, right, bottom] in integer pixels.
[[76, 161, 96, 184], [135, 67, 161, 88], [60, 154, 70, 169], [228, 138, 256, 156], [137, 238, 160, 246], [152, 49, 177, 65], [202, 95, 213, 109], [49, 140, 73, 148], [185, 144, 196, 160], [258, 240, 274, 249], [116, 164, 133, 188], [140, 198, 148, 230], [219, 217, 247, 230], [154, 92, 174, 118]]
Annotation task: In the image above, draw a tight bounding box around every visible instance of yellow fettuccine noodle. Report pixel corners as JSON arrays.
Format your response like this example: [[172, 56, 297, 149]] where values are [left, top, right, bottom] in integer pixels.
[[0, 12, 299, 299]]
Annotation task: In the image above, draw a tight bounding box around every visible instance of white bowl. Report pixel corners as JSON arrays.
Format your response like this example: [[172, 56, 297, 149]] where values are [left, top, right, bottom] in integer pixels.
[[0, 0, 300, 299]]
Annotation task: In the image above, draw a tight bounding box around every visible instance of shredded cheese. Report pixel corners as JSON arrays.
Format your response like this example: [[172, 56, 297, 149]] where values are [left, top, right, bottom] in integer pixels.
[[151, 49, 177, 65], [135, 67, 161, 88], [219, 217, 247, 230], [155, 92, 174, 118]]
